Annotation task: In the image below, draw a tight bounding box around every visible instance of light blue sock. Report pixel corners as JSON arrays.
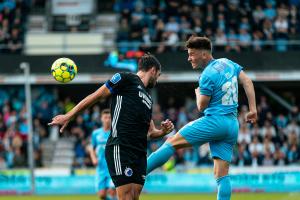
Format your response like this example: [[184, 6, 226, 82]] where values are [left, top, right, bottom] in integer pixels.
[[147, 142, 175, 174], [216, 175, 231, 200]]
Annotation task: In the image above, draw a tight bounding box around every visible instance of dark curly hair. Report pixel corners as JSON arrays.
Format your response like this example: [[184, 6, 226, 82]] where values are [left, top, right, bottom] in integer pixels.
[[138, 53, 161, 72]]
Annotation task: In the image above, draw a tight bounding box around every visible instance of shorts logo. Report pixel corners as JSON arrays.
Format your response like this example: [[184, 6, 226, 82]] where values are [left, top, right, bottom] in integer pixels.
[[124, 167, 133, 177], [111, 73, 121, 84]]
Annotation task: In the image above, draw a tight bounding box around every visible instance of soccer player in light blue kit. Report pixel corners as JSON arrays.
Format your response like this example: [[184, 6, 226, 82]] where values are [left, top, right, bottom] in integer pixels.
[[89, 109, 116, 200], [147, 36, 257, 200]]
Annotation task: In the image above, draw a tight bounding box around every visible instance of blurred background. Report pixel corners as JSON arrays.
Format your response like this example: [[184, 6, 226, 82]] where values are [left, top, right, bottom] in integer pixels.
[[0, 0, 300, 199]]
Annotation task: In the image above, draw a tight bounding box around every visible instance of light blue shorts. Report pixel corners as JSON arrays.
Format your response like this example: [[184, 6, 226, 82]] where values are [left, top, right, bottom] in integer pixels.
[[96, 169, 114, 191], [179, 114, 239, 162]]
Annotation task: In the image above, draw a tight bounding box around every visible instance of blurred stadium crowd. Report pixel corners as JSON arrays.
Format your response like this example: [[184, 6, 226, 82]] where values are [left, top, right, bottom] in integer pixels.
[[0, 87, 299, 170], [115, 0, 300, 53], [0, 0, 28, 53]]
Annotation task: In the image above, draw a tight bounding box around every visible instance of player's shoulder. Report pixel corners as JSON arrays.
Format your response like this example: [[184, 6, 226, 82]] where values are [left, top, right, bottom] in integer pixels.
[[118, 72, 138, 82], [92, 128, 104, 136]]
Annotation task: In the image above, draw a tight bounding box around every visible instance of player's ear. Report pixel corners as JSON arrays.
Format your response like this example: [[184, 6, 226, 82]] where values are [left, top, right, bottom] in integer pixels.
[[150, 66, 156, 75]]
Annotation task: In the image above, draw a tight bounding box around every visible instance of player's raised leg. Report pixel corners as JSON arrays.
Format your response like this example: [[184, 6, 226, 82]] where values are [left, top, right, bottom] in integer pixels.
[[147, 131, 191, 174], [147, 115, 219, 174]]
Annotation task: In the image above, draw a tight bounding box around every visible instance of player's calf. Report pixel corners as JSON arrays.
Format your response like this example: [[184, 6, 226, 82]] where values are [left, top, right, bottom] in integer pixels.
[[147, 132, 191, 174], [214, 158, 231, 200]]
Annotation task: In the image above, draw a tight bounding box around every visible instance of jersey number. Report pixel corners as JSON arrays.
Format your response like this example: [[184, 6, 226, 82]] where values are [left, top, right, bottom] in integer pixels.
[[222, 76, 238, 105]]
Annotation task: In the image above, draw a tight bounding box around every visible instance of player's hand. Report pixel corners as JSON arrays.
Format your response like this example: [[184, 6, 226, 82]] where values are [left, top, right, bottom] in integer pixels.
[[245, 111, 257, 124], [92, 158, 98, 166], [48, 114, 70, 133], [160, 119, 174, 135]]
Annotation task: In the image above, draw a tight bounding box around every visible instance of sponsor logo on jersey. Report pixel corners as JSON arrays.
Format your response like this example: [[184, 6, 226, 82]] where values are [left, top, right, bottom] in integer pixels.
[[124, 167, 133, 177], [137, 85, 143, 90], [139, 91, 152, 109], [111, 73, 121, 84]]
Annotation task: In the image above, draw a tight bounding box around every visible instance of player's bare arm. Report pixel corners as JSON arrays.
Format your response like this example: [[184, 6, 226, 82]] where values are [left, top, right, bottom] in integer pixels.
[[239, 71, 257, 123], [147, 119, 174, 139], [48, 84, 111, 132], [88, 146, 98, 166], [195, 87, 211, 112]]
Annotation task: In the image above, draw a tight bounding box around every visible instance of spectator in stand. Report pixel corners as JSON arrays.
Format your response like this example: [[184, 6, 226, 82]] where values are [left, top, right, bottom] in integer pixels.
[[239, 28, 252, 50], [214, 28, 227, 51], [238, 123, 251, 144], [226, 28, 240, 52], [116, 0, 300, 52]]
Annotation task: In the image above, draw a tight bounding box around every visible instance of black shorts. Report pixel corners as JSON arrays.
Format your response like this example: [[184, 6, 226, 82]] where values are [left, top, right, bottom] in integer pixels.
[[105, 144, 146, 187]]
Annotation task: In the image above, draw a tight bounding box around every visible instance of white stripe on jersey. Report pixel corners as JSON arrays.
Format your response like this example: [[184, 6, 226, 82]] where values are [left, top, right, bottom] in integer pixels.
[[112, 95, 122, 137], [114, 145, 122, 175]]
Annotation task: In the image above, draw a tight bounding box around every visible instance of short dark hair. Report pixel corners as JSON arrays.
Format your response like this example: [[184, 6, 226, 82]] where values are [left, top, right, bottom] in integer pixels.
[[138, 53, 161, 72], [185, 36, 212, 52], [101, 108, 110, 116]]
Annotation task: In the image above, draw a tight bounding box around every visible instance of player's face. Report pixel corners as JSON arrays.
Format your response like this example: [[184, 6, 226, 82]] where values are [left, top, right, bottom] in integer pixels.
[[148, 68, 161, 88], [101, 113, 111, 128], [187, 48, 206, 69]]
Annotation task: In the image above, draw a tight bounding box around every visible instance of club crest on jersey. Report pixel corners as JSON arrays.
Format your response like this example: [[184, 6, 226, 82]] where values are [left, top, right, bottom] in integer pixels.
[[111, 73, 121, 84], [124, 167, 133, 177]]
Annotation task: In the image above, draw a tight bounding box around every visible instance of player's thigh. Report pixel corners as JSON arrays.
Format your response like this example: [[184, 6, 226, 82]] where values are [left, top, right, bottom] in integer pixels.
[[178, 116, 221, 146], [209, 141, 235, 164], [116, 183, 136, 200], [213, 158, 229, 178], [209, 116, 239, 163], [166, 132, 192, 150], [133, 183, 143, 200], [106, 145, 147, 188]]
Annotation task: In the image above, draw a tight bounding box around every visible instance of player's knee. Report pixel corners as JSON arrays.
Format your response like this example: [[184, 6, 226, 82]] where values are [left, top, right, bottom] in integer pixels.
[[133, 188, 142, 200], [214, 159, 229, 179], [166, 133, 190, 150]]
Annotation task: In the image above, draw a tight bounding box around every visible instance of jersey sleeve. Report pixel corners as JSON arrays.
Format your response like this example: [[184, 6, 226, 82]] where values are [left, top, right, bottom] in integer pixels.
[[105, 72, 128, 94], [233, 61, 243, 76], [200, 75, 214, 96]]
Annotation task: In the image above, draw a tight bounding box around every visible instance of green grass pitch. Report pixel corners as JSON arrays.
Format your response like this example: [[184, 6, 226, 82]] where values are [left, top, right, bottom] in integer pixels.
[[1, 193, 300, 200]]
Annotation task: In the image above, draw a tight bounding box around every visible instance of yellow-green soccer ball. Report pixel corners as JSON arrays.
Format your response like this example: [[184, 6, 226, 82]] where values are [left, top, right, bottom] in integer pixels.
[[51, 58, 78, 83]]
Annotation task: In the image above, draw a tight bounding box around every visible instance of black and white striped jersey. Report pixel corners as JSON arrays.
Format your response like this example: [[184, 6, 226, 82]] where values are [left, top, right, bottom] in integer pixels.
[[105, 72, 153, 153]]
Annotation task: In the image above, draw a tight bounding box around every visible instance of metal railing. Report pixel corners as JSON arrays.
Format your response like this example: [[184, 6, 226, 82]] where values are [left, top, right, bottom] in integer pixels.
[[1, 39, 300, 54]]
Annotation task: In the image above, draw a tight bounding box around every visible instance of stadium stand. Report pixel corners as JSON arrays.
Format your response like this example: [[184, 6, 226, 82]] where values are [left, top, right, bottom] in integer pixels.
[[115, 0, 300, 53], [0, 0, 29, 54], [1, 86, 299, 170]]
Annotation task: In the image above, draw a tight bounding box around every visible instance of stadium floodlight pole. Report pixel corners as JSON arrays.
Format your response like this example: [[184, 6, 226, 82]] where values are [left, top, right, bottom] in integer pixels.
[[20, 62, 35, 194]]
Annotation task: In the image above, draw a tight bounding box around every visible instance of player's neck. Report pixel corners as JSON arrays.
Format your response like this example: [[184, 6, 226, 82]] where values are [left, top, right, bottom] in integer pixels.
[[103, 126, 110, 132], [204, 56, 214, 68], [136, 71, 148, 88]]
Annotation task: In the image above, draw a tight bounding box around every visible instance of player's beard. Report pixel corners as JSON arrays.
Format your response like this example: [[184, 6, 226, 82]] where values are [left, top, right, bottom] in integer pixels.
[[147, 77, 157, 88]]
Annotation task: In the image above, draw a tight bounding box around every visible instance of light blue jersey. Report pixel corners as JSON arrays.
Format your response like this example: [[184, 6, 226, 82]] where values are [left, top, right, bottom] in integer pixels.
[[179, 58, 242, 162], [200, 58, 242, 116], [91, 128, 114, 190]]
